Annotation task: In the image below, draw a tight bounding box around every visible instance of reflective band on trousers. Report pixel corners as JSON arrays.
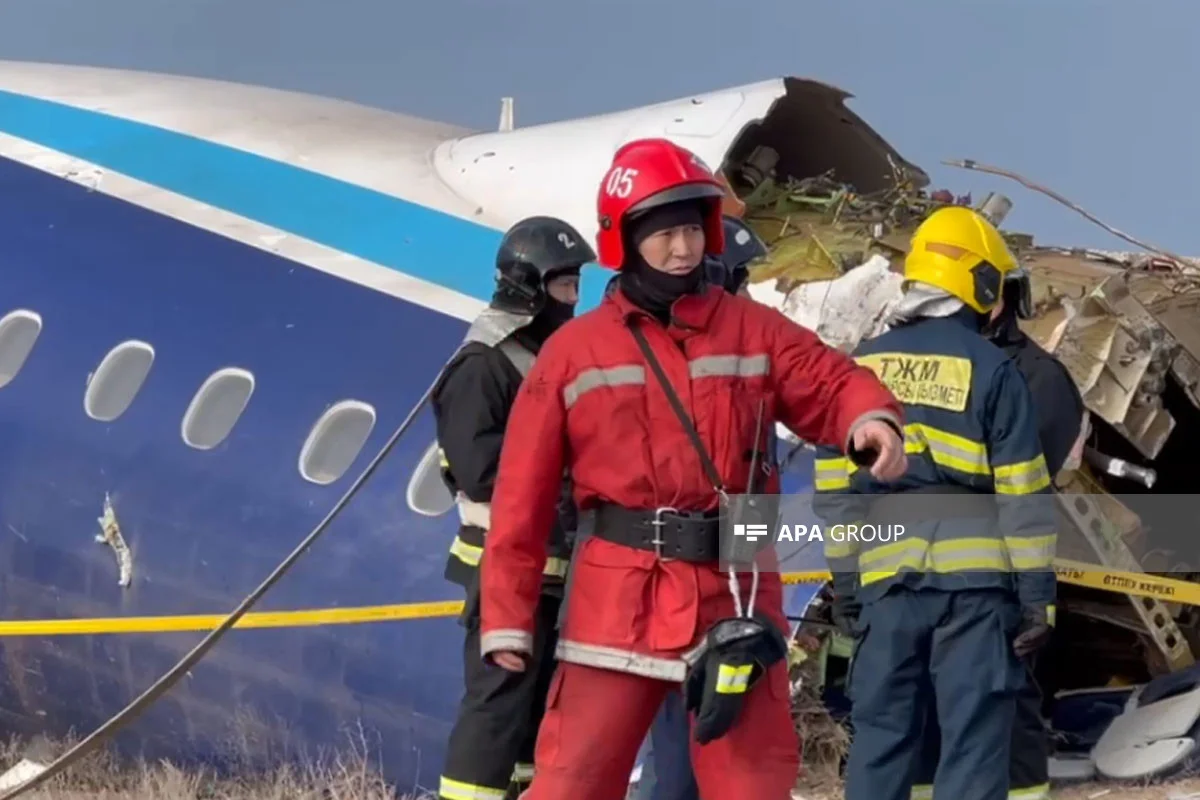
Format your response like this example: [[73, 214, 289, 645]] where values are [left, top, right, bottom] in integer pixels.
[[715, 663, 752, 694], [449, 535, 568, 579], [511, 763, 535, 782], [911, 783, 1049, 800], [457, 496, 492, 529], [438, 776, 507, 800], [561, 353, 769, 408]]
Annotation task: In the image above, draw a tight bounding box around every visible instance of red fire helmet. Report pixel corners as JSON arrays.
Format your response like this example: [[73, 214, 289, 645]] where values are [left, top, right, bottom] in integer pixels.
[[595, 138, 727, 269]]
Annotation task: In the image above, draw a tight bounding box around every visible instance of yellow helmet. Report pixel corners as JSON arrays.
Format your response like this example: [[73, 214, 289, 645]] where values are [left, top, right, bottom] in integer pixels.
[[903, 206, 1019, 314]]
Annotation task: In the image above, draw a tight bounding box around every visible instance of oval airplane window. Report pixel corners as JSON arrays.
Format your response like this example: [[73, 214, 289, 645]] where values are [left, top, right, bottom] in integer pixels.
[[84, 340, 155, 422], [0, 309, 43, 389], [181, 367, 255, 450], [407, 439, 456, 517], [298, 400, 376, 485]]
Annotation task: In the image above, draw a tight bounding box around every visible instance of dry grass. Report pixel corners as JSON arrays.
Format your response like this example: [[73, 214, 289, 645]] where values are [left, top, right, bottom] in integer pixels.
[[789, 633, 850, 799], [0, 729, 433, 800]]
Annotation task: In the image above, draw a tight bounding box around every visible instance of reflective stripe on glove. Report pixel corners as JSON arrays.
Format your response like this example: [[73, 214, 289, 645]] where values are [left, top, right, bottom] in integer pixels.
[[683, 615, 789, 745]]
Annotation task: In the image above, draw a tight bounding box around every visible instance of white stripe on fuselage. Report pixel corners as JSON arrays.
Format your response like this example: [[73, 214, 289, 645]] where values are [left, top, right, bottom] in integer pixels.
[[0, 130, 487, 323]]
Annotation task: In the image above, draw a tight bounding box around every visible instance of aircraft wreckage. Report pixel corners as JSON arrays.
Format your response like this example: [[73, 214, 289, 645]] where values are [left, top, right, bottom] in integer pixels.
[[711, 92, 1200, 782]]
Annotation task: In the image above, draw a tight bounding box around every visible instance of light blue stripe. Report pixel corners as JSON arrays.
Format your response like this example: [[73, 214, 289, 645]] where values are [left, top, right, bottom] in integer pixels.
[[0, 89, 612, 311]]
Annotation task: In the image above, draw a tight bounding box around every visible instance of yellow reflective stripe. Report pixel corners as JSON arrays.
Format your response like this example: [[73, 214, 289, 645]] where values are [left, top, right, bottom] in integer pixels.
[[715, 663, 752, 694], [994, 456, 1051, 494], [449, 536, 568, 578], [1004, 534, 1057, 569], [438, 446, 450, 469], [438, 776, 507, 800], [688, 354, 769, 379], [908, 423, 990, 475], [814, 456, 851, 491], [858, 537, 1010, 586], [562, 365, 645, 408], [916, 784, 1049, 800], [511, 763, 535, 782], [1046, 605, 1056, 627], [1009, 784, 1050, 800]]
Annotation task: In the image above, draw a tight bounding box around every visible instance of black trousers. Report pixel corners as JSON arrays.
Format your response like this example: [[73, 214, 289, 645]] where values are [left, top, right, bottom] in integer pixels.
[[438, 593, 561, 800]]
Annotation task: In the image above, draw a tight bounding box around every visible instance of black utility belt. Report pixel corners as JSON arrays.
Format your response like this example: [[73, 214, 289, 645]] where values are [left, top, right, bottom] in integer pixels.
[[590, 504, 724, 562]]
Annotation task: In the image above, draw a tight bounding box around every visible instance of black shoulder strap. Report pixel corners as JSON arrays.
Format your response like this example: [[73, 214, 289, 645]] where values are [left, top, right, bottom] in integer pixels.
[[626, 319, 726, 497]]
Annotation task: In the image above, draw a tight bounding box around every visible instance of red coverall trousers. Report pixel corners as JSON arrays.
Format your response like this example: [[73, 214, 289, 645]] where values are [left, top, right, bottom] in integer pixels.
[[518, 563, 800, 800]]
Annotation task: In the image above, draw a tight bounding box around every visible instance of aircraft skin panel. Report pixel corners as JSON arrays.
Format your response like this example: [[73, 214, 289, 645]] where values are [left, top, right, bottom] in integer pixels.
[[0, 151, 469, 786], [0, 60, 478, 220], [0, 128, 485, 323], [0, 87, 508, 314]]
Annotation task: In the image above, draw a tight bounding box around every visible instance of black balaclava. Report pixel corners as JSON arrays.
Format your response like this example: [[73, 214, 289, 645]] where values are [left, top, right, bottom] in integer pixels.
[[516, 266, 581, 349], [983, 279, 1025, 354], [618, 200, 707, 324]]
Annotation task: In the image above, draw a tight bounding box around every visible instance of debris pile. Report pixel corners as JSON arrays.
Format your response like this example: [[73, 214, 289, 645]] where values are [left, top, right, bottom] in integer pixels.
[[745, 164, 1200, 794]]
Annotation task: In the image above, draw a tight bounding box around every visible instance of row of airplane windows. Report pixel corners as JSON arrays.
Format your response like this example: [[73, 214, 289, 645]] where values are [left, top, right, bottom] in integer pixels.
[[0, 309, 376, 486]]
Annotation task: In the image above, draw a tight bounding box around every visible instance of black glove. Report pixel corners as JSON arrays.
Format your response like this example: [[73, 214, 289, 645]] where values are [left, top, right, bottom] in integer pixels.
[[831, 594, 862, 638], [683, 616, 789, 745], [1012, 604, 1054, 659]]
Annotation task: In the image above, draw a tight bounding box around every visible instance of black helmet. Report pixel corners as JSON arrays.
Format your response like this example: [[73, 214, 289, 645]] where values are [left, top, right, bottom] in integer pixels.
[[706, 217, 767, 293], [492, 216, 596, 315]]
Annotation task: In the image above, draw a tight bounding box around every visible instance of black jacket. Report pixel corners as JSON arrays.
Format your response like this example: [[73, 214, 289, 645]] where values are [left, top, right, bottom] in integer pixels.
[[431, 334, 576, 595], [991, 314, 1085, 476]]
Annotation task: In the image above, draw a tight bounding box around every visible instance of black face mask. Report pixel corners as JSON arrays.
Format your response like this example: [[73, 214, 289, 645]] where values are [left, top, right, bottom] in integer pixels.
[[518, 296, 576, 348], [618, 260, 703, 324]]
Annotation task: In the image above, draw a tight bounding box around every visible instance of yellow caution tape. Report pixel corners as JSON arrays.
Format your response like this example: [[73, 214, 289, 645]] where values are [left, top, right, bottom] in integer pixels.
[[1, 560, 1196, 637], [780, 560, 1200, 607], [0, 600, 465, 636]]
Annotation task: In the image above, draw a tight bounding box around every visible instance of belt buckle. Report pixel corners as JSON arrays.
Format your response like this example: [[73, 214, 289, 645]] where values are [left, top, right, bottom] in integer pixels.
[[651, 506, 678, 562]]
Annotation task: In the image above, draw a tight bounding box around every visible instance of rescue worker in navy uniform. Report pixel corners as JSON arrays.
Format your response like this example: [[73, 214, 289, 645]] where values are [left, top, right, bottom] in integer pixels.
[[632, 213, 770, 800], [433, 215, 595, 800], [813, 205, 1059, 800], [909, 264, 1085, 800]]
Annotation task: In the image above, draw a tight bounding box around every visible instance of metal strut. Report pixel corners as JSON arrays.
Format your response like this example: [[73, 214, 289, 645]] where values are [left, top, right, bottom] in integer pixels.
[[0, 351, 463, 800]]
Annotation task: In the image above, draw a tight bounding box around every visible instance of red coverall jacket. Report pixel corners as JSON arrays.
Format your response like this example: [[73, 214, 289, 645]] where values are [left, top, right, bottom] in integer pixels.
[[479, 285, 902, 681]]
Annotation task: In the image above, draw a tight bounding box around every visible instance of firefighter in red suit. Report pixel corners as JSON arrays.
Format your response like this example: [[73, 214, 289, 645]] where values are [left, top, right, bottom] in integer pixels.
[[479, 138, 907, 800]]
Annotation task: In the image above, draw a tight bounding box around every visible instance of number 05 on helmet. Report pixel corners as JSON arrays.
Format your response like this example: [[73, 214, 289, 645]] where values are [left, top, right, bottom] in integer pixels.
[[595, 138, 728, 270]]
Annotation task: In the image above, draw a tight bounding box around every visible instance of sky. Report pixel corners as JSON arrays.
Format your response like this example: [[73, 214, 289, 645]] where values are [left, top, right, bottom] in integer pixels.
[[1, 0, 1197, 256]]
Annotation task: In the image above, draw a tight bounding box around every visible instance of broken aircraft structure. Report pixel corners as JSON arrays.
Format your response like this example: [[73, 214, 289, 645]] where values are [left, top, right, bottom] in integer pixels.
[[706, 88, 1200, 782]]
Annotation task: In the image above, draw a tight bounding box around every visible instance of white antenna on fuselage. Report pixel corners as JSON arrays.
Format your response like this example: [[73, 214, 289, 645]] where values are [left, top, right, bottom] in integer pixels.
[[498, 97, 514, 132]]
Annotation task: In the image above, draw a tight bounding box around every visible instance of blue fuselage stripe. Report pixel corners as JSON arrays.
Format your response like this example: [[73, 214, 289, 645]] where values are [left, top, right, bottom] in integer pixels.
[[0, 90, 515, 303]]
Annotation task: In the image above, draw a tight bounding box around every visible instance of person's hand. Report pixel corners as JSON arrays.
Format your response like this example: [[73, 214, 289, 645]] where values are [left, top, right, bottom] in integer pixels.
[[490, 651, 527, 672], [1013, 605, 1054, 659], [851, 420, 907, 481]]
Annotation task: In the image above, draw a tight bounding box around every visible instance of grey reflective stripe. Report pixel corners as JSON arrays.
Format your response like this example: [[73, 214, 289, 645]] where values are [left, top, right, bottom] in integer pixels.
[[496, 337, 536, 377], [688, 354, 769, 379], [556, 639, 687, 682], [562, 365, 645, 408]]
